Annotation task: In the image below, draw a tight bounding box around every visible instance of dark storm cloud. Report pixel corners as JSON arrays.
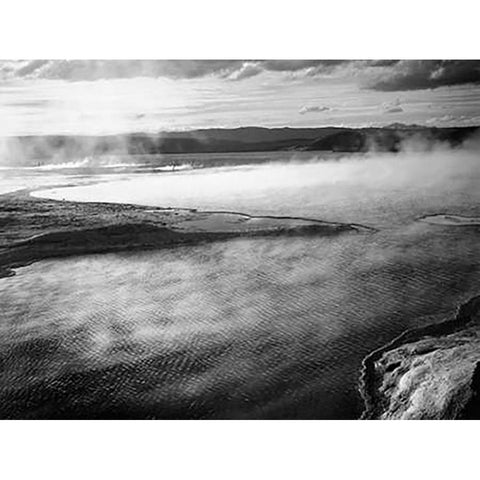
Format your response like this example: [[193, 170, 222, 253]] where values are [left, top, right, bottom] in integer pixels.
[[261, 60, 347, 72], [370, 60, 480, 91], [368, 60, 400, 67], [4, 60, 480, 90]]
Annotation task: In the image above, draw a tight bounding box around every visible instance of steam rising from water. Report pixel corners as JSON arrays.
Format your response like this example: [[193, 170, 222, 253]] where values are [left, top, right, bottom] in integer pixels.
[[2, 137, 480, 419], [33, 146, 480, 226]]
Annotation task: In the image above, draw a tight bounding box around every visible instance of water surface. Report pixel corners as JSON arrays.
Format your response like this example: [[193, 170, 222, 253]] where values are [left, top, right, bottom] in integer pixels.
[[2, 150, 480, 419]]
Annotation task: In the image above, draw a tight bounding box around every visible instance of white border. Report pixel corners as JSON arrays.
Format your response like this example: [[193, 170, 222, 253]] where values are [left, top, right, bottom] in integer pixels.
[[1, 1, 479, 479], [1, 420, 478, 480], [0, 0, 479, 58]]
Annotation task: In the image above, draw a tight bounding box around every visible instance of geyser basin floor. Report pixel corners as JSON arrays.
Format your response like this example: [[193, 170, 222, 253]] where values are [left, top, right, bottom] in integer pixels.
[[0, 189, 366, 279]]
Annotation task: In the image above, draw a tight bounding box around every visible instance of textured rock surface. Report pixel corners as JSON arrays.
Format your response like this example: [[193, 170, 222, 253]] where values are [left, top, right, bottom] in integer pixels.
[[360, 295, 480, 419]]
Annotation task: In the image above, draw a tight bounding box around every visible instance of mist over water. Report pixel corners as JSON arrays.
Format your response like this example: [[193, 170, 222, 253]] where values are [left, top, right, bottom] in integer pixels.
[[35, 147, 480, 226], [2, 148, 480, 419]]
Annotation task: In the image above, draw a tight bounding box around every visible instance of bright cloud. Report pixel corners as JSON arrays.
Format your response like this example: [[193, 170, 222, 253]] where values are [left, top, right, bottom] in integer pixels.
[[0, 61, 479, 135]]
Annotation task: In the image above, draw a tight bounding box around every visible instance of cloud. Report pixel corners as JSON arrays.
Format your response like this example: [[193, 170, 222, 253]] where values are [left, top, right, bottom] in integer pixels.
[[263, 60, 347, 72], [426, 114, 457, 124], [382, 97, 404, 114], [0, 60, 351, 83], [369, 60, 480, 91], [5, 99, 52, 109], [299, 105, 331, 115], [425, 114, 480, 126], [367, 60, 400, 67], [3, 60, 479, 93], [227, 62, 263, 81], [384, 106, 404, 114], [226, 60, 349, 81], [0, 60, 244, 81], [15, 60, 50, 76]]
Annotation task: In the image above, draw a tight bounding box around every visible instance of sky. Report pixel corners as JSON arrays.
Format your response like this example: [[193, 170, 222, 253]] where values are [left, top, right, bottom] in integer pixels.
[[0, 60, 480, 135]]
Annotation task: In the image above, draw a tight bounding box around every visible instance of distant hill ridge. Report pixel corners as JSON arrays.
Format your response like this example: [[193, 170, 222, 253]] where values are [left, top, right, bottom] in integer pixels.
[[3, 124, 479, 165]]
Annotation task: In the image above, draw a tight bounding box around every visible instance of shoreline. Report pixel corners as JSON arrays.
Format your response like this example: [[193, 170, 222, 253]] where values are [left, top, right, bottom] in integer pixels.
[[0, 189, 372, 279]]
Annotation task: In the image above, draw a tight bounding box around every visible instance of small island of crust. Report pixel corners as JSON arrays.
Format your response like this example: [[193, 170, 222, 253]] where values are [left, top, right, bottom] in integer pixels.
[[418, 214, 480, 226]]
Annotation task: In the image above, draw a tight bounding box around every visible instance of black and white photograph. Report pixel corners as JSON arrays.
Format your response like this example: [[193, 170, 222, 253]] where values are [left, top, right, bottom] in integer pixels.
[[2, 58, 479, 421], [1, 2, 479, 478]]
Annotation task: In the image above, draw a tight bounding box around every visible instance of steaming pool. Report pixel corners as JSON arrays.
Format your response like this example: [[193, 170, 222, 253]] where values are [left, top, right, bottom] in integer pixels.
[[2, 151, 480, 419]]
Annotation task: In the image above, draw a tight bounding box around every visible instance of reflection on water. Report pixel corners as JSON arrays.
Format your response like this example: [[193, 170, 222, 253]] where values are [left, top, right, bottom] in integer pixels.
[[2, 150, 480, 418]]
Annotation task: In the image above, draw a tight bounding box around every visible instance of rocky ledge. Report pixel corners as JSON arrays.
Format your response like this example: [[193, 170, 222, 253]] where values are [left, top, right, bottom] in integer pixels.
[[360, 294, 480, 419]]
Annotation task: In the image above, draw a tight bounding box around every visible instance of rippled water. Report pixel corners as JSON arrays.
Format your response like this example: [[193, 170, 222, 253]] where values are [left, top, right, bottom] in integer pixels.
[[2, 150, 480, 419]]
